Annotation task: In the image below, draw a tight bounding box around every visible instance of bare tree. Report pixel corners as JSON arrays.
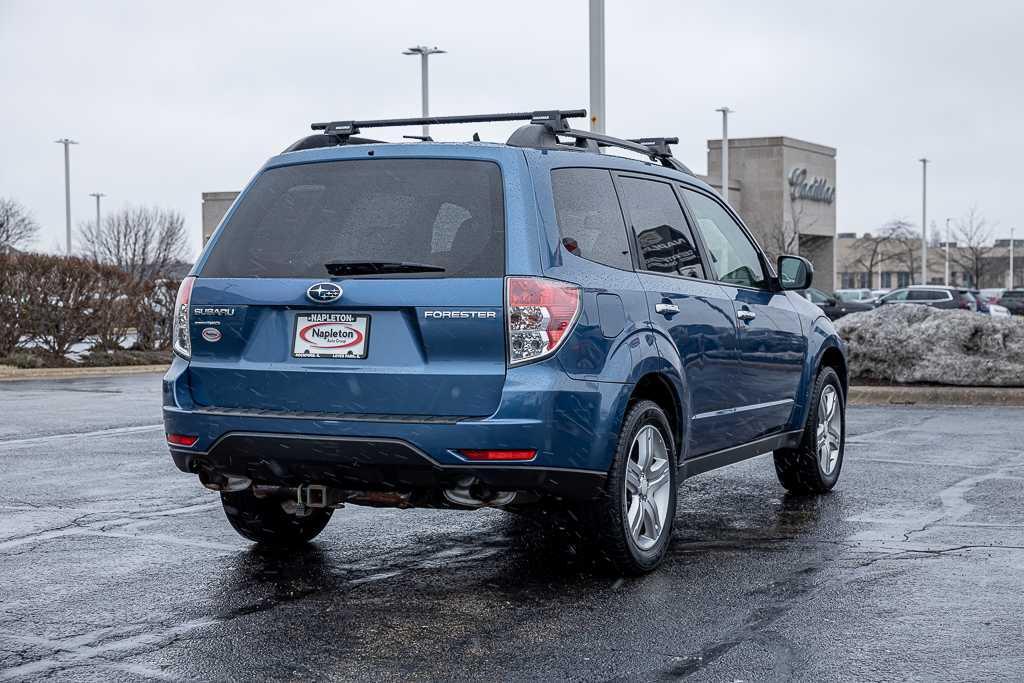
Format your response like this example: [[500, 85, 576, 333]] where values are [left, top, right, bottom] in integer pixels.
[[848, 231, 895, 289], [950, 205, 995, 287], [80, 206, 189, 282], [879, 219, 919, 283], [763, 193, 813, 261], [0, 198, 40, 250]]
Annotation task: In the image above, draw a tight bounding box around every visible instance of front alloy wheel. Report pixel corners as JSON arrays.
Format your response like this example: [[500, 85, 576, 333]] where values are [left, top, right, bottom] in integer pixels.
[[773, 366, 845, 494], [816, 384, 842, 476]]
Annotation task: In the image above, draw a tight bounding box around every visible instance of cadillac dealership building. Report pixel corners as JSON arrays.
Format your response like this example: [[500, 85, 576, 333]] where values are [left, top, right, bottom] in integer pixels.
[[203, 135, 839, 287]]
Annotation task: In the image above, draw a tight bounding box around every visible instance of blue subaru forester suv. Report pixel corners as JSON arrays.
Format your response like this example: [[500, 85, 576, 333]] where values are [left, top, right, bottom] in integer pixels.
[[164, 109, 847, 574]]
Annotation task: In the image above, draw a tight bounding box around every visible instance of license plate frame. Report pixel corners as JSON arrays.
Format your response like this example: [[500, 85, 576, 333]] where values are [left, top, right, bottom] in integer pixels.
[[292, 312, 371, 359]]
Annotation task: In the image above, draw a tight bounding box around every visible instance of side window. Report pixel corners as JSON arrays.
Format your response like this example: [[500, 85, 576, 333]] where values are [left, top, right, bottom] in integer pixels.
[[617, 177, 704, 279], [551, 168, 632, 270], [884, 289, 909, 302], [909, 289, 943, 301], [681, 188, 767, 289]]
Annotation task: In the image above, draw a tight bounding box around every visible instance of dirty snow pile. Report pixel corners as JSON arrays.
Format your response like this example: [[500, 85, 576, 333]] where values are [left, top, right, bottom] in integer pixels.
[[834, 305, 1024, 386]]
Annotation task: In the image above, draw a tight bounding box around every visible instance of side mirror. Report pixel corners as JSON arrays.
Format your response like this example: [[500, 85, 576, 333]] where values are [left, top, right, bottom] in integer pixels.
[[826, 298, 838, 307], [777, 255, 814, 291]]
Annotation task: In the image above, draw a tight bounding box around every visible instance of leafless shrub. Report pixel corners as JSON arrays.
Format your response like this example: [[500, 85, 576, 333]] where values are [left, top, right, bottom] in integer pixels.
[[132, 279, 179, 351], [0, 252, 28, 356], [17, 254, 114, 361], [87, 268, 137, 351]]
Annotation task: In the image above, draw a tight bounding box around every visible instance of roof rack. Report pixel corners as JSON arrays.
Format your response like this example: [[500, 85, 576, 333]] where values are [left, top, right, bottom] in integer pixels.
[[310, 109, 586, 137], [293, 108, 692, 175]]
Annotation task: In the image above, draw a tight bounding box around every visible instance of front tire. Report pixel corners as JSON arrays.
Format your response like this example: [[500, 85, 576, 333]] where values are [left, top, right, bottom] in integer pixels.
[[773, 366, 845, 494], [584, 400, 677, 575], [221, 489, 333, 547]]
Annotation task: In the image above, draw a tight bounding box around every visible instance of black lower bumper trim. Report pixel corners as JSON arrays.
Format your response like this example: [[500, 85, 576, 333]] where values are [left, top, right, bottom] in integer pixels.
[[171, 432, 606, 501]]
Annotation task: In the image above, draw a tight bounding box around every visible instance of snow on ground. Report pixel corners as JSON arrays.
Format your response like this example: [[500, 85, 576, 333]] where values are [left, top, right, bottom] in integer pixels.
[[835, 305, 1024, 386]]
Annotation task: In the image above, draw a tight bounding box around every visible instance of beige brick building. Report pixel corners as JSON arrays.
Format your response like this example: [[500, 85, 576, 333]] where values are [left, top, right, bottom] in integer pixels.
[[699, 137, 838, 289], [835, 234, 1021, 290]]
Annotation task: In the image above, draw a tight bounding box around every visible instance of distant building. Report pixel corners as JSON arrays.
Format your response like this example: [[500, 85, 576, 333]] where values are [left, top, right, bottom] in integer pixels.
[[835, 233, 1021, 290], [701, 137, 837, 289], [201, 191, 239, 246]]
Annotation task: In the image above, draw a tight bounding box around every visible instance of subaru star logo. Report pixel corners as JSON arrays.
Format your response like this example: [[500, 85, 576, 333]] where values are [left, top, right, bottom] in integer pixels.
[[306, 282, 343, 304]]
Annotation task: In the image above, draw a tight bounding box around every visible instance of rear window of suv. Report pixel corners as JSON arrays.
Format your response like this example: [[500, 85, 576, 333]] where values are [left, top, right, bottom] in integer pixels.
[[201, 159, 505, 278]]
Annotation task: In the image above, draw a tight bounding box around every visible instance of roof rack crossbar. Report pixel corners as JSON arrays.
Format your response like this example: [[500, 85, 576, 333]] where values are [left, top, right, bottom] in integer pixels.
[[300, 107, 693, 175], [311, 109, 586, 137]]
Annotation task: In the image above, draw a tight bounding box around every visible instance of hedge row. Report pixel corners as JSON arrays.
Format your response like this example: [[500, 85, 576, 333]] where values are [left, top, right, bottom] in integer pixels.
[[0, 251, 180, 363]]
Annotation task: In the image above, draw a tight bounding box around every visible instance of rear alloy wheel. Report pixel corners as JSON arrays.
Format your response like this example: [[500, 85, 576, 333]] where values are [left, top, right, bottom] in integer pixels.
[[625, 425, 672, 551], [584, 400, 677, 575], [221, 489, 333, 547], [773, 366, 845, 494]]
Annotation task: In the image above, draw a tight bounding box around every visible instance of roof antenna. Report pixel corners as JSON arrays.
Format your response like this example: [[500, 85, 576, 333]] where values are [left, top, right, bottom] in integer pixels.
[[472, 132, 480, 141], [402, 134, 434, 142]]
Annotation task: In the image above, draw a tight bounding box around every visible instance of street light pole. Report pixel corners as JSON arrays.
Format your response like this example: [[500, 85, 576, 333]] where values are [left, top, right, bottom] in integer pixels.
[[716, 107, 733, 203], [89, 192, 105, 236], [589, 0, 605, 133], [944, 218, 951, 286], [55, 138, 78, 254], [919, 158, 929, 285], [402, 45, 445, 138], [1011, 227, 1016, 289]]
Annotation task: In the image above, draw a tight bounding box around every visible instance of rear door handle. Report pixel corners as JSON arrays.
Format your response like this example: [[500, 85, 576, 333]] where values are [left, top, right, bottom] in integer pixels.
[[737, 309, 756, 322], [655, 303, 680, 315]]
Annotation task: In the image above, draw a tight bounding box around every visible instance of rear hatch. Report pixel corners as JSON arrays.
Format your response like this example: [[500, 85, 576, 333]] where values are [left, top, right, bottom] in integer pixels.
[[187, 157, 507, 417]]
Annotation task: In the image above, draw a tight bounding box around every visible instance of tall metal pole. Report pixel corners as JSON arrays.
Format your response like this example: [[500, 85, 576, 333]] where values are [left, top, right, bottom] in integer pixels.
[[589, 0, 606, 133], [420, 52, 429, 138], [944, 218, 950, 286], [89, 192, 105, 236], [919, 158, 929, 285], [55, 138, 78, 254], [403, 46, 445, 138], [716, 108, 733, 203], [1011, 227, 1016, 289]]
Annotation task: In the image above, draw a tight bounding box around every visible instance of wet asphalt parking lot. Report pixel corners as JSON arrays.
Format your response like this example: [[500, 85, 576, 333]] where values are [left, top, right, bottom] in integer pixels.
[[1, 372, 1022, 681]]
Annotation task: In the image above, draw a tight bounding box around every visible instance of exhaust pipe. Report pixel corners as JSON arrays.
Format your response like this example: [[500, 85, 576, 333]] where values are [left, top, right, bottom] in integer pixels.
[[443, 477, 517, 508], [197, 470, 252, 492]]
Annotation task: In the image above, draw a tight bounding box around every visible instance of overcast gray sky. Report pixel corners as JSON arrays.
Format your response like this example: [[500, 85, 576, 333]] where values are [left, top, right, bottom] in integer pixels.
[[2, 0, 1022, 257]]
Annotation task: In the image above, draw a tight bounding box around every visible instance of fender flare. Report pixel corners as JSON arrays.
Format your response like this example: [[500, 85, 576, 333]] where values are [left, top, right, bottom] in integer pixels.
[[791, 316, 848, 430], [621, 327, 691, 461]]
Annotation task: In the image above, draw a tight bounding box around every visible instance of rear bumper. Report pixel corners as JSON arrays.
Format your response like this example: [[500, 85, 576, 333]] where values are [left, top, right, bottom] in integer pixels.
[[168, 432, 606, 500], [162, 356, 632, 499]]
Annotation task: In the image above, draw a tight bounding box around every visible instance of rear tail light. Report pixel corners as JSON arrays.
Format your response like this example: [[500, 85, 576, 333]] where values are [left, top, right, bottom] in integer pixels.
[[166, 433, 198, 447], [172, 276, 196, 359], [458, 449, 536, 461], [506, 276, 581, 366]]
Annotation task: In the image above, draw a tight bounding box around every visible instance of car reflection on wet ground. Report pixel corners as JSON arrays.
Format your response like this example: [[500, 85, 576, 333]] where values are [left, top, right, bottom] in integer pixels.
[[1, 373, 1022, 681]]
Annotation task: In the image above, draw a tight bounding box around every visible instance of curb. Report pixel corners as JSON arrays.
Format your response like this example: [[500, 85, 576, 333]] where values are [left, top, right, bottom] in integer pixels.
[[0, 364, 169, 382], [849, 385, 1024, 407]]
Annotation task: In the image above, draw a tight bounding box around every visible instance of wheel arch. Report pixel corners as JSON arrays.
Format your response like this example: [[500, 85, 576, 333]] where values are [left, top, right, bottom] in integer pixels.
[[628, 373, 683, 453], [790, 324, 848, 430]]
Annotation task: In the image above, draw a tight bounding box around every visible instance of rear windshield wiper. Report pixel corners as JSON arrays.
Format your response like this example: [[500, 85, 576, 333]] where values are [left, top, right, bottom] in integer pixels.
[[324, 260, 446, 276]]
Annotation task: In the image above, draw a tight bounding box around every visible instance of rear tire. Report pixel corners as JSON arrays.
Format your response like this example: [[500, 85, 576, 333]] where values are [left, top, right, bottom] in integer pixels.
[[773, 366, 845, 494], [582, 400, 677, 575], [221, 489, 333, 547]]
